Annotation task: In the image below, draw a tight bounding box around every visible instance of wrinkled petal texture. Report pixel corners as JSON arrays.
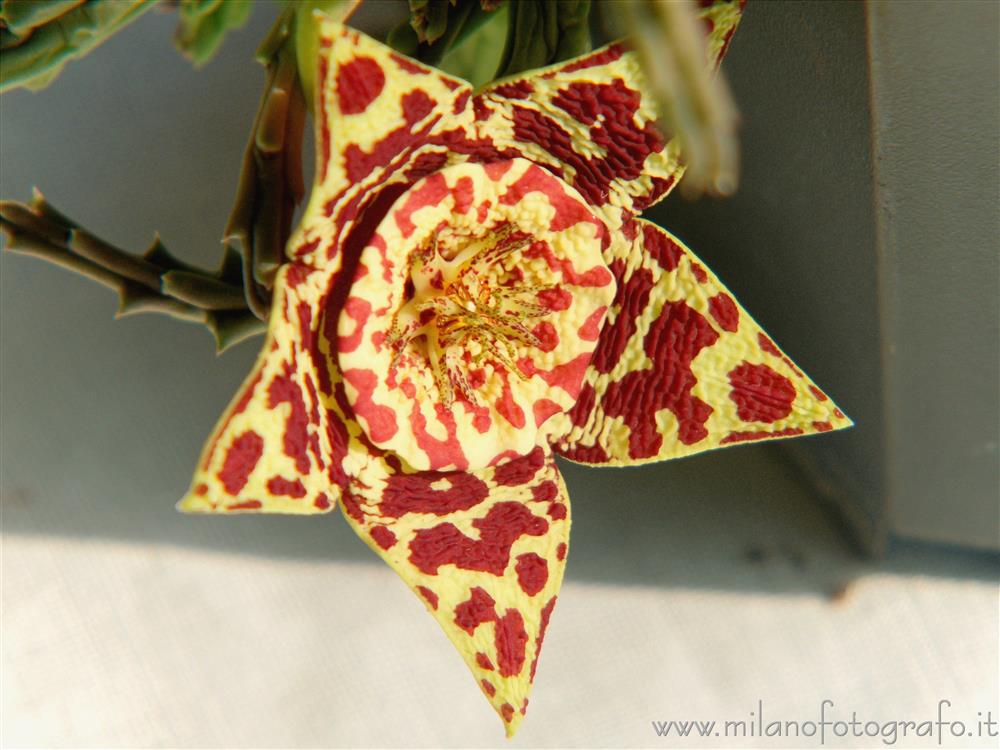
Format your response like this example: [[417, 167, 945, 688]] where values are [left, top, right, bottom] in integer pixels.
[[181, 22, 477, 513], [338, 158, 613, 471], [178, 269, 342, 514], [550, 220, 852, 464], [291, 23, 477, 268], [472, 0, 745, 234], [342, 445, 569, 737]]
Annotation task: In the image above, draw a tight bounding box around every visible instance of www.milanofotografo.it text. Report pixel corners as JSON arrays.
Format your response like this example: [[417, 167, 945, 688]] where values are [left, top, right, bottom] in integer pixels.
[[651, 700, 998, 745]]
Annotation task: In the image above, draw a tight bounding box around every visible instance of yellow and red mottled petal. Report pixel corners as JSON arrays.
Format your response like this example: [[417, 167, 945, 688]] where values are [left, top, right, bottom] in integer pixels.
[[341, 445, 569, 737], [548, 219, 852, 465], [179, 23, 515, 512], [288, 20, 477, 270], [338, 158, 613, 471], [473, 0, 744, 226], [178, 263, 351, 514], [700, 0, 747, 64]]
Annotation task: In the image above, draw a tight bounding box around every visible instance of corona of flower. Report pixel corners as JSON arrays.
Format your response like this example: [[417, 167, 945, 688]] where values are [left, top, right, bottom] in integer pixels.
[[179, 1, 850, 735]]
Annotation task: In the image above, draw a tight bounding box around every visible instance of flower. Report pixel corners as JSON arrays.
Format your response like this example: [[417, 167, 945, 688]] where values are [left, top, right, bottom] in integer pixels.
[[178, 2, 850, 736]]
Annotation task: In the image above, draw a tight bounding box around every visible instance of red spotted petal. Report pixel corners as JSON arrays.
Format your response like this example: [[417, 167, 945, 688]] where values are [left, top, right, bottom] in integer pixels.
[[340, 445, 570, 737], [178, 264, 349, 514], [288, 21, 476, 269], [337, 158, 613, 471], [180, 24, 480, 513], [550, 219, 852, 465], [473, 0, 744, 227]]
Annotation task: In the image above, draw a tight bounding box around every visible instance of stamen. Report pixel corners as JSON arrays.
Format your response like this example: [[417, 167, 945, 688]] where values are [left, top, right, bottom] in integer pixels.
[[386, 223, 555, 404]]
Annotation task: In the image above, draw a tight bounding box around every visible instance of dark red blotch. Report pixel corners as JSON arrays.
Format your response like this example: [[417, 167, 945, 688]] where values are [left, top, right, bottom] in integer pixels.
[[408, 502, 549, 576]]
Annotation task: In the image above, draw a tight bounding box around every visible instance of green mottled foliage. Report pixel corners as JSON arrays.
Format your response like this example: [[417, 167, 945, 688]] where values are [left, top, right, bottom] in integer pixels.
[[0, 0, 156, 92], [174, 0, 253, 67]]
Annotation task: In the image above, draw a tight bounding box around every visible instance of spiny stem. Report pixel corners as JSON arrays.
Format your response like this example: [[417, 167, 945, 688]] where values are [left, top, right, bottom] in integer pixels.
[[161, 271, 250, 310], [225, 7, 307, 319], [67, 227, 162, 289], [0, 191, 262, 352]]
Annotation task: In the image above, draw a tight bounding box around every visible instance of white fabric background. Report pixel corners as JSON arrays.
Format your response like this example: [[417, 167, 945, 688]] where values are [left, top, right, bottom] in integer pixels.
[[4, 513, 997, 748]]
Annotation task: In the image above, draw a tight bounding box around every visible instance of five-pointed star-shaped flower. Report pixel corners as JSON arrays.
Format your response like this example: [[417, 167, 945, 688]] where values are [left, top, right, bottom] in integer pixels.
[[178, 1, 849, 735]]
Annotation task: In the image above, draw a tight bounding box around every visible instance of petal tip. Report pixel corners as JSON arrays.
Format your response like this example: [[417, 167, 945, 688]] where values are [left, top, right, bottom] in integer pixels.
[[496, 698, 527, 738], [831, 406, 855, 431], [504, 716, 524, 739], [176, 491, 213, 514]]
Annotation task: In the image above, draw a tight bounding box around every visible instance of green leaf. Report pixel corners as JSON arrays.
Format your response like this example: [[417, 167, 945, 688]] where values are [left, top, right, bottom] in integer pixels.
[[174, 0, 253, 68], [436, 1, 508, 86], [495, 0, 590, 79], [389, 0, 504, 70], [409, 0, 452, 45], [1, 0, 87, 39], [0, 0, 157, 93], [385, 19, 419, 57]]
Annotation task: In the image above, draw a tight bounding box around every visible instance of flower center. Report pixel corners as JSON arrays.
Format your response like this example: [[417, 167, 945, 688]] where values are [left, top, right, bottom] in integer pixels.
[[385, 224, 553, 406], [337, 159, 615, 471]]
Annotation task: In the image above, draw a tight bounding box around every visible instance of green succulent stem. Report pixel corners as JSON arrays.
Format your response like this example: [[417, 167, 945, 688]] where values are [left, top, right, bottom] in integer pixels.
[[224, 8, 299, 319], [224, 0, 358, 322], [0, 190, 264, 352]]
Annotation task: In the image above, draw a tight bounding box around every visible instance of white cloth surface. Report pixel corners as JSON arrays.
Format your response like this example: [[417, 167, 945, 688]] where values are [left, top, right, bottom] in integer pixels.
[[3, 517, 997, 749]]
